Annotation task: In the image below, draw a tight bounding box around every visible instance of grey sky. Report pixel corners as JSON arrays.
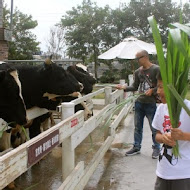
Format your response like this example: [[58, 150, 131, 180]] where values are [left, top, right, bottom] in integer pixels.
[[4, 0, 131, 52], [4, 0, 188, 52]]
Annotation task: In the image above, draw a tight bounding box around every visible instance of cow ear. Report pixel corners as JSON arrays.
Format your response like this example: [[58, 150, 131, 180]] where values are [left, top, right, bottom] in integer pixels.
[[0, 70, 6, 81], [44, 57, 53, 70], [67, 65, 75, 72], [44, 57, 52, 65]]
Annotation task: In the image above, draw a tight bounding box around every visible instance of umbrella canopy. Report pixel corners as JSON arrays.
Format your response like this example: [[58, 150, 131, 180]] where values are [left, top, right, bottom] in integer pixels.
[[98, 37, 157, 60]]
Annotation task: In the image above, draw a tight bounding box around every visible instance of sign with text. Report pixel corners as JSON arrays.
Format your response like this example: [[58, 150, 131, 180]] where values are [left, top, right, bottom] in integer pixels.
[[27, 130, 59, 167]]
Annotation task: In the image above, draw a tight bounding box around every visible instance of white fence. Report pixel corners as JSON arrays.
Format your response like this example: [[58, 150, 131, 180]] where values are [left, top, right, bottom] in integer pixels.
[[0, 87, 135, 190]]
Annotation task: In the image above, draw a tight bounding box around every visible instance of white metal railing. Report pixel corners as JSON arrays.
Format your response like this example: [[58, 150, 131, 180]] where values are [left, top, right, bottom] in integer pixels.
[[4, 59, 81, 63], [0, 87, 135, 190]]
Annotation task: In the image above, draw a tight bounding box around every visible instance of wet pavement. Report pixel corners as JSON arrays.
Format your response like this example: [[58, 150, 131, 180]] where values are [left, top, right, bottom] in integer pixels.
[[93, 113, 157, 190], [13, 103, 157, 190]]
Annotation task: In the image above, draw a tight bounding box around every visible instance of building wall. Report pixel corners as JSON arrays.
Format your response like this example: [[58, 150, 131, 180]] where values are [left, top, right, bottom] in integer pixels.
[[0, 40, 8, 60], [0, 0, 3, 28], [0, 1, 8, 60]]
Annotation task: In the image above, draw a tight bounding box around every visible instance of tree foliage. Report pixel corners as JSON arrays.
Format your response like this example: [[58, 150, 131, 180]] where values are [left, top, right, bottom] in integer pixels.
[[59, 0, 189, 79], [60, 0, 112, 78], [120, 0, 184, 45], [3, 5, 40, 60]]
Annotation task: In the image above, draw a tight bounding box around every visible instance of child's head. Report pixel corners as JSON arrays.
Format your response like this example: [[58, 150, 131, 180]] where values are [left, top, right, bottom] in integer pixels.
[[157, 71, 166, 103]]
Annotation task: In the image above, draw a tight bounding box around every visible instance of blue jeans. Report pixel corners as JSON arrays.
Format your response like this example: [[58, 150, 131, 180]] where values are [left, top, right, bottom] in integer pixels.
[[133, 101, 160, 150]]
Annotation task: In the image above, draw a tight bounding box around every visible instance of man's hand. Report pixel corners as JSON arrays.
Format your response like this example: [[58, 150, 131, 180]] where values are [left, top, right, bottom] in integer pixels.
[[145, 88, 153, 96], [116, 84, 124, 90]]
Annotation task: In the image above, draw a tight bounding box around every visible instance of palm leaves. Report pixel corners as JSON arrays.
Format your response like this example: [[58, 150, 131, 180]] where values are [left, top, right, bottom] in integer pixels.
[[148, 16, 190, 157]]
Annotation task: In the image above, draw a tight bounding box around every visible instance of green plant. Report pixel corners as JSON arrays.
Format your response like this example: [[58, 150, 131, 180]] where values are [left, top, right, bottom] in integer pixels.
[[186, 89, 190, 100], [148, 16, 190, 157]]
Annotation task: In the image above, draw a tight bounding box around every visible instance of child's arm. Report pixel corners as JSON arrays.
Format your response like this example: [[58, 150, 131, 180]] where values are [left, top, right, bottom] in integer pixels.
[[171, 128, 190, 141], [156, 130, 176, 147]]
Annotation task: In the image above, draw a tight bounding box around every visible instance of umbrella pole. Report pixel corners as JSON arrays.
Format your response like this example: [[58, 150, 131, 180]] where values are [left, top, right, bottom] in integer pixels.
[[131, 60, 135, 74]]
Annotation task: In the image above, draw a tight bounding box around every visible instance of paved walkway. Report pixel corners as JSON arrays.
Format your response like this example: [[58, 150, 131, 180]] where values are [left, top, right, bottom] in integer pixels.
[[86, 111, 157, 190]]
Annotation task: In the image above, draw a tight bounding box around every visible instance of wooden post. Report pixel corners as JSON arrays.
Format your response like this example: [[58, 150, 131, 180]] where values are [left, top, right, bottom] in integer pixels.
[[119, 79, 126, 101], [105, 86, 112, 105], [119, 79, 125, 85], [128, 74, 134, 86], [104, 86, 112, 140], [61, 102, 75, 180]]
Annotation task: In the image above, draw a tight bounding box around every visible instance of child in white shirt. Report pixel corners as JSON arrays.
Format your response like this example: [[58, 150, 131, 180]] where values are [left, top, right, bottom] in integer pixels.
[[152, 72, 190, 190]]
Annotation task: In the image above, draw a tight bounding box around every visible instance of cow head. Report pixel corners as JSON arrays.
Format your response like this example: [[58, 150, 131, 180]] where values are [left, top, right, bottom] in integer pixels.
[[67, 64, 96, 94], [41, 58, 81, 95], [76, 65, 96, 85], [0, 63, 27, 126]]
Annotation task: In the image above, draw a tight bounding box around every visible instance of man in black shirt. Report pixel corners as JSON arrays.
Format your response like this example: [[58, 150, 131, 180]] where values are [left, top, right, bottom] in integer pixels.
[[117, 50, 160, 159]]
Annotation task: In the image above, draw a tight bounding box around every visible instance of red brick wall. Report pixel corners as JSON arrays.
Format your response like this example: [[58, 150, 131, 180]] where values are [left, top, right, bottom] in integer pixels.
[[0, 40, 8, 61]]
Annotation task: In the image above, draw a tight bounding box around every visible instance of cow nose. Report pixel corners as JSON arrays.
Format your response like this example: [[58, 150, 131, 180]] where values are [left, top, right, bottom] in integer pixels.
[[79, 82, 84, 92], [19, 116, 28, 126]]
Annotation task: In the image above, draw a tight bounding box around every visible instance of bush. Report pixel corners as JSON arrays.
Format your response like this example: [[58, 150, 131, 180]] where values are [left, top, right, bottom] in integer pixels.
[[99, 68, 130, 83]]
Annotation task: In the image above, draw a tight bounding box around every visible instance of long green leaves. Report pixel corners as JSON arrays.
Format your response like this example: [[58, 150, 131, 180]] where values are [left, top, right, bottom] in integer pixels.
[[0, 125, 8, 139], [167, 84, 190, 116], [0, 121, 15, 138], [148, 16, 190, 157], [170, 23, 190, 36]]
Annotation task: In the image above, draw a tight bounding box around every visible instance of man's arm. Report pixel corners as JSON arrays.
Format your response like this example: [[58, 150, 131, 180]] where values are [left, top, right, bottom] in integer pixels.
[[116, 70, 140, 92]]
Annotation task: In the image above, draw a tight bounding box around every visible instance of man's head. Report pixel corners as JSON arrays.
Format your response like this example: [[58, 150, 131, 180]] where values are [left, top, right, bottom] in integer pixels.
[[135, 50, 150, 66], [156, 71, 166, 104]]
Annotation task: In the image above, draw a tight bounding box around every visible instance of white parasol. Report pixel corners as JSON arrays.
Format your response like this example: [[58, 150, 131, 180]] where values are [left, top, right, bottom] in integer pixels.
[[98, 37, 157, 60]]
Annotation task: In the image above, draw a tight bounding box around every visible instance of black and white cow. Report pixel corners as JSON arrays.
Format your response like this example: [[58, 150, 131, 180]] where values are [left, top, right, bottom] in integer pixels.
[[28, 63, 96, 138], [14, 58, 81, 110], [62, 64, 96, 118], [0, 63, 28, 189], [67, 64, 96, 94], [12, 58, 82, 139], [0, 63, 27, 126], [0, 62, 27, 154]]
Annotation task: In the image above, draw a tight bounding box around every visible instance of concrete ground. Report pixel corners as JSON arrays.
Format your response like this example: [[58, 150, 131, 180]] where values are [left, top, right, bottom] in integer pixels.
[[86, 106, 158, 190]]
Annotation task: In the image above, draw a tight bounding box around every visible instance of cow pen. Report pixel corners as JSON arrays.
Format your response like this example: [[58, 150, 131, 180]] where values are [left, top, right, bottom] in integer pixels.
[[0, 86, 135, 190]]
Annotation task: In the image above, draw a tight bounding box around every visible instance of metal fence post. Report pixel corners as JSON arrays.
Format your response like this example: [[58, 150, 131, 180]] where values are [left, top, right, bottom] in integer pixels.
[[61, 102, 75, 180]]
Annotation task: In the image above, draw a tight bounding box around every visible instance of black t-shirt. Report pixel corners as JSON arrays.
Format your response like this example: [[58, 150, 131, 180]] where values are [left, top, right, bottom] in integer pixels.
[[125, 64, 160, 103]]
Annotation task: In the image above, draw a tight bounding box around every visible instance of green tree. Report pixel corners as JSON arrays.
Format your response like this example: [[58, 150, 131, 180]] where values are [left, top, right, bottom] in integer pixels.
[[120, 0, 182, 45], [3, 5, 40, 60], [60, 0, 189, 79], [182, 2, 190, 23], [60, 0, 112, 78], [103, 6, 133, 47]]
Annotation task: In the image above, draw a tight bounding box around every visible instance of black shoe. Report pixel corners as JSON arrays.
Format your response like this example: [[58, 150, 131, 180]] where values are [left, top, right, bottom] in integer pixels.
[[125, 147, 140, 156], [152, 148, 160, 159]]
